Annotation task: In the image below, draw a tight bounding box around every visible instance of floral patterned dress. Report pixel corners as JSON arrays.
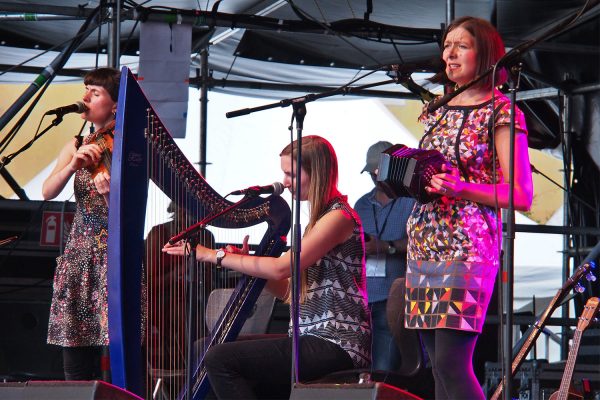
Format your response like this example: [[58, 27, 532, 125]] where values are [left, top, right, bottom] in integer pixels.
[[47, 132, 109, 347], [405, 93, 527, 333]]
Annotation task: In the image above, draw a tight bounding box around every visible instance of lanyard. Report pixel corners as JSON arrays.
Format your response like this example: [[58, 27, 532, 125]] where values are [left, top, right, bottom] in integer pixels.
[[371, 198, 397, 238]]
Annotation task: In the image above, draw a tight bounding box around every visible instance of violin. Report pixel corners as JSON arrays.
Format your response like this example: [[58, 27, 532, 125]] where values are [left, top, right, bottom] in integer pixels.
[[85, 119, 115, 179]]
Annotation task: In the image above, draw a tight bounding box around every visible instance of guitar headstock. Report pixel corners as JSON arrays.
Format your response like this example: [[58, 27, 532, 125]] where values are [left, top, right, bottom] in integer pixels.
[[577, 297, 599, 331], [570, 261, 596, 293]]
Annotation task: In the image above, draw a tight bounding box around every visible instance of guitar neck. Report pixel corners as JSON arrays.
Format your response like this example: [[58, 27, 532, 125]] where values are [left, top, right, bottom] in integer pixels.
[[556, 331, 583, 400], [554, 296, 599, 400], [489, 324, 543, 400]]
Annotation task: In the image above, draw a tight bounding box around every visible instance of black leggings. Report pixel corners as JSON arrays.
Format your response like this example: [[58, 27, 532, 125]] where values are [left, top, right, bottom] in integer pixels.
[[204, 335, 354, 400], [419, 329, 484, 400], [62, 346, 103, 381]]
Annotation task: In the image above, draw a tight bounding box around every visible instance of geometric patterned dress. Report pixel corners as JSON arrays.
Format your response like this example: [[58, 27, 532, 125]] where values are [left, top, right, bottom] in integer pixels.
[[47, 131, 109, 347], [405, 93, 527, 333]]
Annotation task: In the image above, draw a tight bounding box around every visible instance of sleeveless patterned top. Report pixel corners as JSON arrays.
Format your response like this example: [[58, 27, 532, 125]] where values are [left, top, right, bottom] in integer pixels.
[[294, 198, 371, 368]]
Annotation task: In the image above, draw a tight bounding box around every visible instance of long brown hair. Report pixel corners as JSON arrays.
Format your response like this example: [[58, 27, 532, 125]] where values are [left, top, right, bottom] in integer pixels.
[[431, 16, 508, 90], [279, 135, 343, 232], [279, 135, 344, 303]]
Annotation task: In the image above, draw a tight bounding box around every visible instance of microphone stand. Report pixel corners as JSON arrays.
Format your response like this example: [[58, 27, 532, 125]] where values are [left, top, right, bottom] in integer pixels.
[[0, 235, 19, 247], [167, 193, 262, 400], [502, 66, 520, 400], [431, 59, 521, 400], [530, 163, 598, 216], [226, 77, 403, 390], [0, 114, 66, 171], [168, 194, 258, 244], [428, 63, 520, 399], [290, 101, 305, 385], [0, 115, 66, 200], [225, 79, 396, 119]]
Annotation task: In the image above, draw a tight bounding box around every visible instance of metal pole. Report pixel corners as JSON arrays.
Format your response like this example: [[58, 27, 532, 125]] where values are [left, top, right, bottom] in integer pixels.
[[501, 74, 520, 400], [107, 0, 121, 68], [560, 85, 573, 360], [446, 0, 455, 24], [199, 50, 209, 178]]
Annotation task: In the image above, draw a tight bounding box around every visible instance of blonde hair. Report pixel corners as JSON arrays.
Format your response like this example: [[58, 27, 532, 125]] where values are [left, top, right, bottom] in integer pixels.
[[279, 135, 343, 302]]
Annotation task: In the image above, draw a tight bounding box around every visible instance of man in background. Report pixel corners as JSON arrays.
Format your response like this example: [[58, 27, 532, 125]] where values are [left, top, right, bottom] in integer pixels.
[[354, 141, 415, 370]]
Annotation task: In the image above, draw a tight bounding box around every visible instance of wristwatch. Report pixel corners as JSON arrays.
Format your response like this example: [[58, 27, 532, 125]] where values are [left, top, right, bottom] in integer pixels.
[[387, 241, 397, 255], [216, 248, 226, 267]]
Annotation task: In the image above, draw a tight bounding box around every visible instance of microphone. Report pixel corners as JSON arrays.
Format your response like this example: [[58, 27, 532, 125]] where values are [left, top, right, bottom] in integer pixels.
[[229, 182, 284, 196], [385, 58, 443, 75], [45, 101, 88, 116], [385, 62, 439, 103]]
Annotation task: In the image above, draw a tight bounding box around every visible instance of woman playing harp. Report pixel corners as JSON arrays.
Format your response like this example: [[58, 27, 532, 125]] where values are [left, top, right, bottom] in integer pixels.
[[163, 135, 372, 400]]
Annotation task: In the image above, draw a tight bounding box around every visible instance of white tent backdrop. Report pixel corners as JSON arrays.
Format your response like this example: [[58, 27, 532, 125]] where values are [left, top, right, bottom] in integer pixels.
[[17, 87, 566, 360]]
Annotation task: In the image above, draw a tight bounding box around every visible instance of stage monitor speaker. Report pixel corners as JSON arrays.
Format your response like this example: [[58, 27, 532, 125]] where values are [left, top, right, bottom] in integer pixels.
[[290, 382, 423, 400], [0, 285, 63, 380], [0, 380, 141, 400]]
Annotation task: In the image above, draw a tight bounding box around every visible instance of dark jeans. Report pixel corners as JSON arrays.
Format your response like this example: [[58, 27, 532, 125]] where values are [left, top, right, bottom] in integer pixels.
[[369, 300, 401, 371], [204, 335, 354, 400], [419, 329, 484, 400], [62, 346, 103, 381]]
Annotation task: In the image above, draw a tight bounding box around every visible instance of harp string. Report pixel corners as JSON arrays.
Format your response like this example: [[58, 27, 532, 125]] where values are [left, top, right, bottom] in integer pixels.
[[143, 110, 254, 399]]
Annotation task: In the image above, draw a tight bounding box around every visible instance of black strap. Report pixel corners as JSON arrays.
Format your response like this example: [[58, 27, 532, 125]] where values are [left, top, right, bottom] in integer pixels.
[[372, 198, 397, 238], [488, 100, 507, 150], [453, 111, 470, 182]]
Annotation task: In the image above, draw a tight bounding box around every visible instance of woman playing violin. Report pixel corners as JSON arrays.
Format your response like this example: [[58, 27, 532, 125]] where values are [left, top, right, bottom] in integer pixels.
[[42, 67, 120, 380]]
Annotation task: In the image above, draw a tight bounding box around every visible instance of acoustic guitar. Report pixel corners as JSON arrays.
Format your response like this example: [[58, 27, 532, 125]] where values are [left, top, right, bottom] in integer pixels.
[[548, 296, 599, 400]]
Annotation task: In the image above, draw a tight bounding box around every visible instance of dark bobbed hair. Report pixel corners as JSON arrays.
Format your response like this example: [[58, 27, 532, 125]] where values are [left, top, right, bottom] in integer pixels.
[[83, 67, 121, 102], [430, 16, 508, 90]]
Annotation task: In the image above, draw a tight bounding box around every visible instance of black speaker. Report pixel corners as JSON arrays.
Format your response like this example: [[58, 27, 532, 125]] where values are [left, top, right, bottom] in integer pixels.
[[290, 382, 423, 400], [0, 284, 63, 380], [0, 380, 141, 400]]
